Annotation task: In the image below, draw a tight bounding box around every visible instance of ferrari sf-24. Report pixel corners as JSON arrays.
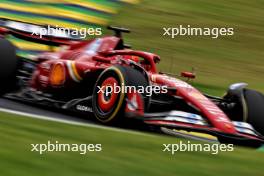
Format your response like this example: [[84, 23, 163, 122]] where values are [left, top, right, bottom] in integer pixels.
[[0, 19, 264, 147]]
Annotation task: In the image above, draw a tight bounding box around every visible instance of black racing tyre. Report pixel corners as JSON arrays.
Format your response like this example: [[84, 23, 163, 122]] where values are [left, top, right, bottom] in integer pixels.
[[243, 89, 264, 136], [218, 88, 264, 148], [92, 65, 149, 125], [0, 38, 18, 95]]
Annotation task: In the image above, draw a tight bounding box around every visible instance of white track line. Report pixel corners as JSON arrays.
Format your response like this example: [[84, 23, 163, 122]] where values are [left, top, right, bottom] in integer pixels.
[[0, 107, 154, 137]]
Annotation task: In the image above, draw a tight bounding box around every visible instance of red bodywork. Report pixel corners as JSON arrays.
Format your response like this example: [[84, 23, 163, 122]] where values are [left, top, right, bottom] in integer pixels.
[[32, 36, 251, 138], [0, 21, 262, 143]]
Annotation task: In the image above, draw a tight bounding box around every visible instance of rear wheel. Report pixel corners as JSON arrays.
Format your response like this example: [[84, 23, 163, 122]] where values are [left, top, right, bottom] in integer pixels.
[[0, 38, 18, 95], [92, 65, 149, 124]]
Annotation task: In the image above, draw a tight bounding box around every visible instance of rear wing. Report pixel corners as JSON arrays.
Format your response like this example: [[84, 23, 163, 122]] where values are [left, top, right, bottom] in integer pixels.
[[0, 18, 84, 46]]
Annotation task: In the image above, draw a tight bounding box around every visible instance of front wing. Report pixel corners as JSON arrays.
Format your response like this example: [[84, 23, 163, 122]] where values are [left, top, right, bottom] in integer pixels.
[[139, 110, 264, 145]]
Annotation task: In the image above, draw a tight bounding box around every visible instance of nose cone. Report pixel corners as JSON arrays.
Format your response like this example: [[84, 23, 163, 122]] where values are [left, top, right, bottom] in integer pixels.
[[221, 122, 237, 133]]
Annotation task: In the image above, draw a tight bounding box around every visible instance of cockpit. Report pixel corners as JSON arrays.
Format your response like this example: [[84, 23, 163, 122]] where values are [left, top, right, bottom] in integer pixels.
[[107, 50, 160, 73]]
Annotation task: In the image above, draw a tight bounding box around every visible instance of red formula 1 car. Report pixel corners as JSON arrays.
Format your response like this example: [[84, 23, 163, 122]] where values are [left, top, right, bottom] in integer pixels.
[[0, 19, 264, 147]]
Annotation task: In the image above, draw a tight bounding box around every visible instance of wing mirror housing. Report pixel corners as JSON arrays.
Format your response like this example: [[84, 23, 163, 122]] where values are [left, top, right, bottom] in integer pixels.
[[181, 71, 196, 79]]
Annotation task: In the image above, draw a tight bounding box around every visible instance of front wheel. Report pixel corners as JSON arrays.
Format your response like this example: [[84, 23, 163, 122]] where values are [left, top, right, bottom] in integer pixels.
[[243, 89, 264, 136], [222, 84, 264, 136], [218, 85, 264, 147], [92, 65, 149, 125]]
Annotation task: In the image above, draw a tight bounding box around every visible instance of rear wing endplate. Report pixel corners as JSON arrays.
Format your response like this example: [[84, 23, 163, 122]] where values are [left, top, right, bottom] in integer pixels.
[[0, 18, 83, 46]]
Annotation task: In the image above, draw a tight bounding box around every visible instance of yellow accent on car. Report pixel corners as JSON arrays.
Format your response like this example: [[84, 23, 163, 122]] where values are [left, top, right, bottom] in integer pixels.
[[71, 61, 82, 81], [174, 129, 218, 140]]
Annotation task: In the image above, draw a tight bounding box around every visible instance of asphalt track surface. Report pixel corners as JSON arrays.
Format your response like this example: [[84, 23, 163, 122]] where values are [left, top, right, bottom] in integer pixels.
[[0, 97, 93, 124], [0, 97, 219, 143], [2, 97, 264, 152], [0, 97, 158, 135]]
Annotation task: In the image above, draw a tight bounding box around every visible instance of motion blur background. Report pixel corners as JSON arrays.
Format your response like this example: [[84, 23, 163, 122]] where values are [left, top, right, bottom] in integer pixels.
[[0, 0, 264, 176]]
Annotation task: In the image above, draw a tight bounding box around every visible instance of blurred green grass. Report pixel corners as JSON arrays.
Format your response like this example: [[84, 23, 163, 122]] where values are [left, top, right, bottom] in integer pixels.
[[0, 112, 264, 176], [110, 0, 264, 96]]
